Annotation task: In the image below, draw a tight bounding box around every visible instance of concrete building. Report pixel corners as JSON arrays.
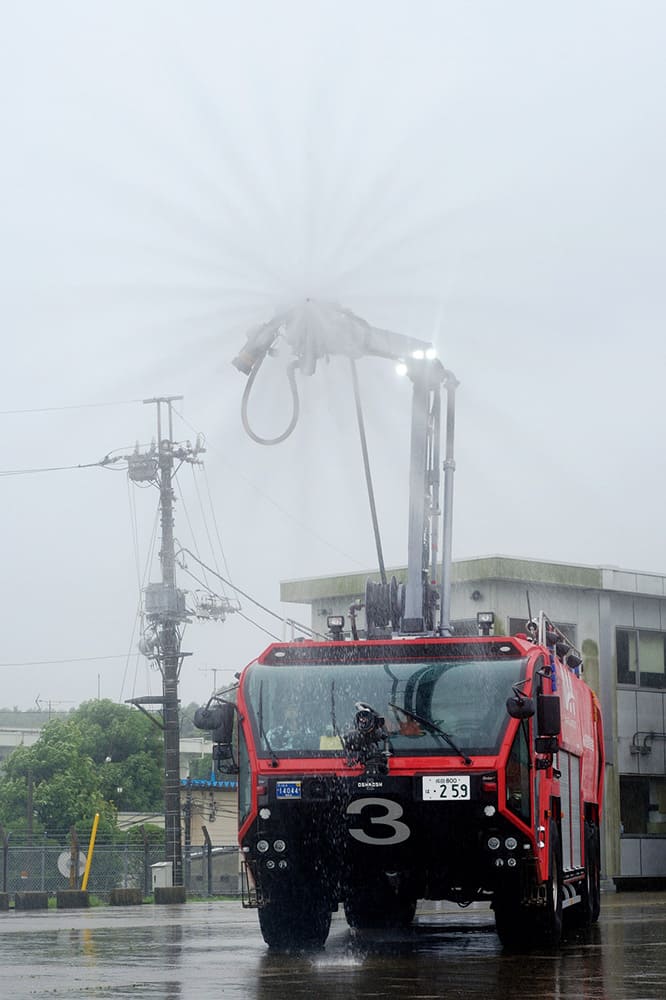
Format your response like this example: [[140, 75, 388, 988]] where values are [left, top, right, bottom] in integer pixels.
[[281, 554, 666, 885]]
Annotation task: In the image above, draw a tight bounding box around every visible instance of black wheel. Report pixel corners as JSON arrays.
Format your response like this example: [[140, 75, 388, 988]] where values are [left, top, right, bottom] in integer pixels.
[[493, 882, 537, 951], [534, 822, 563, 948], [589, 823, 601, 922], [568, 820, 601, 929], [344, 883, 416, 930], [258, 897, 331, 950]]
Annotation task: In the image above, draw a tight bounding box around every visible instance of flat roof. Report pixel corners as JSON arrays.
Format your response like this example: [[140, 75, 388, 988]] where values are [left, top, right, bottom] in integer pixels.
[[280, 554, 666, 604]]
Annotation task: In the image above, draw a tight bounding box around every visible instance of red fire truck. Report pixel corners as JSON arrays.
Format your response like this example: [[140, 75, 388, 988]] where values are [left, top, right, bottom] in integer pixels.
[[195, 304, 605, 949], [198, 615, 603, 950]]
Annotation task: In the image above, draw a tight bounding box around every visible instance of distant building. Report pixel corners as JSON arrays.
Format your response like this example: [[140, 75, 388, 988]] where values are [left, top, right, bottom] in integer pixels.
[[281, 554, 666, 885], [0, 728, 213, 782], [180, 777, 238, 846]]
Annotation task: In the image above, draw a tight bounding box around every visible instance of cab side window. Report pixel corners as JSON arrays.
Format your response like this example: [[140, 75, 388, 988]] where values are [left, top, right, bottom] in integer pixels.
[[238, 725, 251, 825], [506, 724, 531, 824]]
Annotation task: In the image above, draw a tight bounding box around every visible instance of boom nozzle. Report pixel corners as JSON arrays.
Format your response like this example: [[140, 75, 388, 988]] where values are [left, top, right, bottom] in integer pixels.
[[231, 300, 435, 378]]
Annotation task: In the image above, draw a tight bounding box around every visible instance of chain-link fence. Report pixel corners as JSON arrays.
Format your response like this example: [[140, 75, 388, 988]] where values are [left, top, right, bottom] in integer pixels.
[[0, 835, 241, 899]]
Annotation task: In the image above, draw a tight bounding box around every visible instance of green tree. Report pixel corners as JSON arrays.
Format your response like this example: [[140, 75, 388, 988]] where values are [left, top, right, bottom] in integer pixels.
[[70, 700, 164, 811], [0, 700, 164, 836], [180, 702, 205, 738], [0, 720, 115, 835]]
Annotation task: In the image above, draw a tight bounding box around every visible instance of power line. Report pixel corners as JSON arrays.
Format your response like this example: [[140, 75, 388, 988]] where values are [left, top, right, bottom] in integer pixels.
[[0, 398, 144, 416], [170, 404, 364, 569], [0, 654, 131, 669], [177, 547, 325, 639], [189, 466, 224, 586], [175, 477, 213, 593], [0, 458, 112, 477], [223, 457, 365, 568], [236, 610, 281, 642], [201, 465, 234, 584]]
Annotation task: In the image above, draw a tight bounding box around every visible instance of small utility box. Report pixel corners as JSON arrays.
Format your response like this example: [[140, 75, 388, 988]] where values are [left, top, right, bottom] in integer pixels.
[[151, 862, 173, 890]]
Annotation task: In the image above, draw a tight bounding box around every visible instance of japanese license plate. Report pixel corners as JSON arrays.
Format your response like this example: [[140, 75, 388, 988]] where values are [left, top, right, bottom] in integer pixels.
[[276, 781, 302, 799], [422, 775, 471, 801]]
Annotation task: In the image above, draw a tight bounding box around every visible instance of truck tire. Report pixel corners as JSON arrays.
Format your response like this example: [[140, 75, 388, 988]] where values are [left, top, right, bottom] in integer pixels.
[[588, 822, 601, 922], [534, 822, 563, 948], [344, 884, 416, 930], [258, 897, 331, 950], [579, 821, 601, 926], [493, 891, 532, 951]]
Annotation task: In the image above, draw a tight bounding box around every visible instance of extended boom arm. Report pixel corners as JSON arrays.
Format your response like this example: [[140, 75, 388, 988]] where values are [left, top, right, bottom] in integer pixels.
[[232, 300, 458, 637]]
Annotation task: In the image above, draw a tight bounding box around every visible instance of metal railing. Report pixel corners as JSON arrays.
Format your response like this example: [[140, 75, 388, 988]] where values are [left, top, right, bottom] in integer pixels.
[[0, 832, 241, 899]]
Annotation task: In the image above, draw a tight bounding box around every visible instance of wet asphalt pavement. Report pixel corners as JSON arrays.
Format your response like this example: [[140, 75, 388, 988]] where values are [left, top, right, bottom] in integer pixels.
[[0, 892, 664, 999]]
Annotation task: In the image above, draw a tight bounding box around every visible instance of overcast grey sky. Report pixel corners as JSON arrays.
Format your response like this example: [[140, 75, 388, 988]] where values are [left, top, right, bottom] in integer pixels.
[[0, 1, 664, 710]]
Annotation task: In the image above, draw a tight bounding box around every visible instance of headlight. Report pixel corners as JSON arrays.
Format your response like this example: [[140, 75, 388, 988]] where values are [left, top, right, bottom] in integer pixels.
[[273, 839, 286, 853], [257, 839, 270, 854]]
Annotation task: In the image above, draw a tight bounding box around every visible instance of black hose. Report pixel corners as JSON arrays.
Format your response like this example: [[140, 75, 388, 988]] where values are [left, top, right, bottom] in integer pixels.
[[240, 355, 301, 445]]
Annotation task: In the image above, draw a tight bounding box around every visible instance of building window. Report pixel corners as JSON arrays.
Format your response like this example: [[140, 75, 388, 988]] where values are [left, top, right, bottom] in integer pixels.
[[620, 776, 666, 835], [616, 628, 666, 689]]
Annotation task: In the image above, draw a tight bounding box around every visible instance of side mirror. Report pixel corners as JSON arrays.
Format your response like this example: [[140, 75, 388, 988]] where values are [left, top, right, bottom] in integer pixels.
[[194, 701, 237, 772], [537, 694, 561, 737], [194, 702, 235, 742], [212, 741, 235, 765], [194, 701, 235, 742], [506, 695, 535, 720]]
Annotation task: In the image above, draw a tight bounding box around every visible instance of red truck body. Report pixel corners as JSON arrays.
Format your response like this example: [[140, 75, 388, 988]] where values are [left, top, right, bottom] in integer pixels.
[[229, 628, 604, 949]]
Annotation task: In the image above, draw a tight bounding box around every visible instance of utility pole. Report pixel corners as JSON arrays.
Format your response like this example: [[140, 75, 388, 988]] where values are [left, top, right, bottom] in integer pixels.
[[198, 666, 223, 693], [126, 395, 204, 887]]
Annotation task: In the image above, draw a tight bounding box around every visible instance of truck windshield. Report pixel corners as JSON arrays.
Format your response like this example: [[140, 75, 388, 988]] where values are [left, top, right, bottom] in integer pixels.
[[244, 656, 527, 757]]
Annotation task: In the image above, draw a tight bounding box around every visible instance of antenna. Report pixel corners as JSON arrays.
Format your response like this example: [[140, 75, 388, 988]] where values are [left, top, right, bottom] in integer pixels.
[[199, 666, 225, 693], [524, 591, 538, 642], [35, 696, 75, 720]]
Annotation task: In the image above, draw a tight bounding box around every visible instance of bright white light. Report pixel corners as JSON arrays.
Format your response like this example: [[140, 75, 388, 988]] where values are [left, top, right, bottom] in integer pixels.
[[411, 349, 425, 360], [425, 347, 437, 360], [395, 362, 408, 376]]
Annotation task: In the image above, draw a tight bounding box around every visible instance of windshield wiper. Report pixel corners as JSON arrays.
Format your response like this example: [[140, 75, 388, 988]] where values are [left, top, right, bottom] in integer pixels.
[[388, 703, 472, 765], [258, 681, 278, 767]]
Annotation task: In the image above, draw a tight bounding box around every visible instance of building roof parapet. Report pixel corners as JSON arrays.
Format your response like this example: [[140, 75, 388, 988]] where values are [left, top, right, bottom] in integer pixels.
[[281, 555, 666, 604], [601, 567, 666, 597], [281, 555, 603, 603]]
